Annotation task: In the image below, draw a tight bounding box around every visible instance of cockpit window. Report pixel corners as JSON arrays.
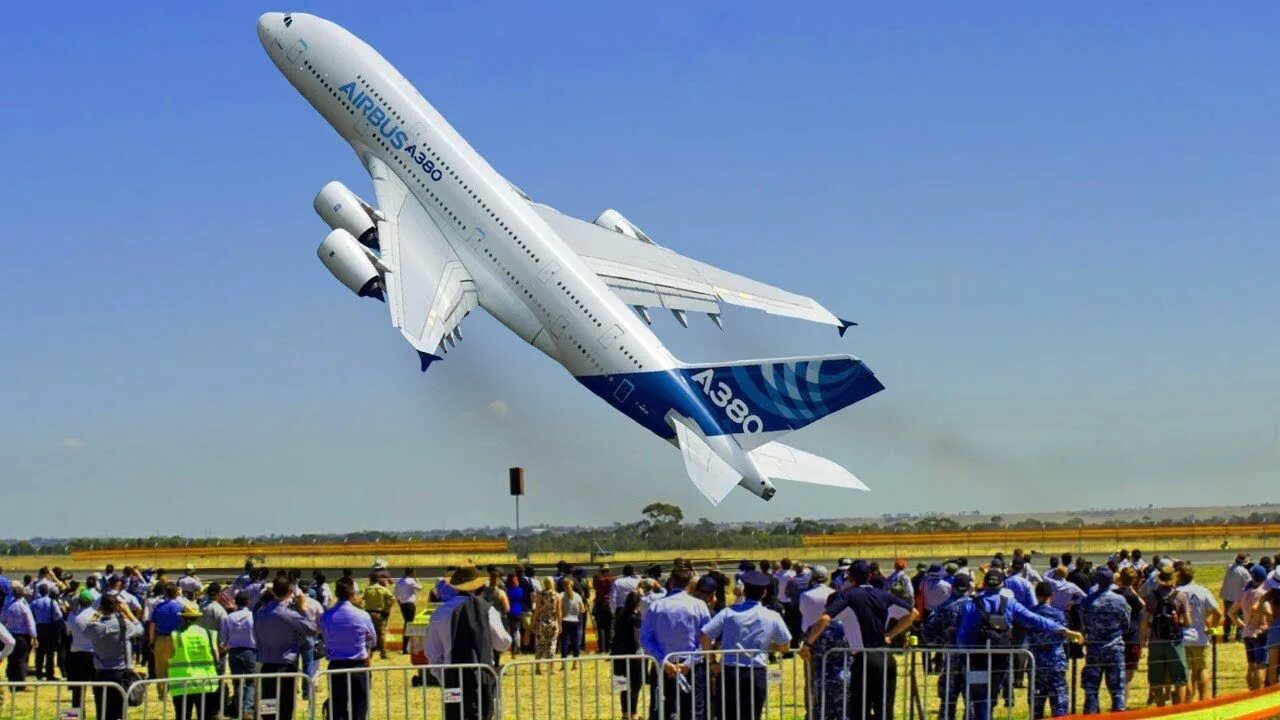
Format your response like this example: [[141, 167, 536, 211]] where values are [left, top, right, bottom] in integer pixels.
[[283, 14, 293, 27]]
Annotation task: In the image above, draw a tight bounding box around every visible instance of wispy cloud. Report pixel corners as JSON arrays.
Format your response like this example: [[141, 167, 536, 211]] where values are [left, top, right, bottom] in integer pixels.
[[488, 400, 510, 418], [57, 436, 85, 450]]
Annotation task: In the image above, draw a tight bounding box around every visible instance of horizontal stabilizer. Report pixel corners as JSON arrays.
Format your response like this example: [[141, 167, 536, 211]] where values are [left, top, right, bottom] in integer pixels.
[[750, 442, 868, 491], [670, 415, 741, 506]]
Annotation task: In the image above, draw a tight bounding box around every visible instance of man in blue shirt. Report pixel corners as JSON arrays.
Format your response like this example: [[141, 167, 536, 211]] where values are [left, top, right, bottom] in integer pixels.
[[1026, 582, 1069, 719], [254, 577, 319, 720], [640, 568, 711, 720], [700, 571, 790, 720], [220, 590, 258, 718], [149, 582, 185, 700], [956, 568, 1082, 720], [30, 583, 63, 680], [1079, 568, 1131, 713], [321, 578, 376, 720], [2, 584, 37, 687]]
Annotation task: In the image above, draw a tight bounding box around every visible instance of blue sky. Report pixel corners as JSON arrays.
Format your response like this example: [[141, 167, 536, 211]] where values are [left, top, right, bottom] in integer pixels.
[[2, 4, 1277, 538]]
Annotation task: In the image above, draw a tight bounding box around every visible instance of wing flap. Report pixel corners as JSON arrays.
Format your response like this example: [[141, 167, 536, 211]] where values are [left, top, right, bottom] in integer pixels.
[[365, 155, 477, 361], [533, 204, 844, 328]]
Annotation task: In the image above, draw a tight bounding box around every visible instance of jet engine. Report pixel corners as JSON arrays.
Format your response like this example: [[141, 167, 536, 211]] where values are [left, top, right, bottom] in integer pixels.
[[594, 209, 655, 245], [317, 229, 384, 300], [314, 181, 379, 249]]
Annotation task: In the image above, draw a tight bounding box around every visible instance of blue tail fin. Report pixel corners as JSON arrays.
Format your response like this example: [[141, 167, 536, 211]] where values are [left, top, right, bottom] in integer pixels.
[[678, 354, 883, 442]]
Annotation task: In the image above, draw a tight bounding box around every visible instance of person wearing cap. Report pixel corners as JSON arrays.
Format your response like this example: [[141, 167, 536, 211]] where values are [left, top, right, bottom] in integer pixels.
[[830, 559, 853, 591], [1141, 568, 1191, 707], [1079, 567, 1131, 713], [922, 574, 973, 720], [921, 562, 952, 612], [691, 574, 720, 613], [168, 600, 220, 720], [885, 559, 913, 601], [1174, 563, 1221, 702], [640, 567, 711, 720], [1221, 552, 1251, 643], [1025, 581, 1068, 719], [1226, 564, 1270, 690], [253, 576, 319, 720], [361, 571, 395, 660], [955, 567, 1082, 720], [592, 565, 616, 653], [321, 577, 377, 720], [700, 571, 790, 720], [1, 583, 36, 687], [803, 560, 917, 720], [425, 564, 511, 719], [64, 589, 97, 710], [178, 565, 203, 599], [85, 593, 143, 720]]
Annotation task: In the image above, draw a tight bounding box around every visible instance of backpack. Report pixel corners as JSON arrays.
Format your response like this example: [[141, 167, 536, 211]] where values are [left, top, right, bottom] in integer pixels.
[[1150, 589, 1183, 642], [978, 596, 1013, 648]]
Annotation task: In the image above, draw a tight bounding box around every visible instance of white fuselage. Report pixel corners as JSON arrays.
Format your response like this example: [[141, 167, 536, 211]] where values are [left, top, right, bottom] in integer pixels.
[[259, 13, 675, 379]]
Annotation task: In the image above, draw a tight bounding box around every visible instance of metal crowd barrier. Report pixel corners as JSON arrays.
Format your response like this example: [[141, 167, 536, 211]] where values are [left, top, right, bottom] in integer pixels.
[[321, 662, 500, 720], [499, 654, 658, 720], [0, 680, 128, 720], [656, 649, 806, 720], [128, 670, 313, 719], [817, 646, 1036, 720]]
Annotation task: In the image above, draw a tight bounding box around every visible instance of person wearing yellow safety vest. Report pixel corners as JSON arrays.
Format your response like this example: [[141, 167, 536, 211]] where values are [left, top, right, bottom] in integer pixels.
[[169, 602, 221, 720]]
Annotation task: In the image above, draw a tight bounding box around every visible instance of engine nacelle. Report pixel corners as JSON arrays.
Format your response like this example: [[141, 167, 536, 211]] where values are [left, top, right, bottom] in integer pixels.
[[594, 209, 655, 245], [317, 229, 383, 300], [314, 181, 379, 249]]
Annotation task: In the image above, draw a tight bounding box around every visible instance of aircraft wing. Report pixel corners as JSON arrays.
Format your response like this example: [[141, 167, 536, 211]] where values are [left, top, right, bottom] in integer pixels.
[[365, 156, 477, 368], [531, 204, 852, 333]]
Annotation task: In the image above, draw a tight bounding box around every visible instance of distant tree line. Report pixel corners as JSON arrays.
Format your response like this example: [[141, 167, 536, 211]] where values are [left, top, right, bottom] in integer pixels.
[[6, 507, 1280, 557]]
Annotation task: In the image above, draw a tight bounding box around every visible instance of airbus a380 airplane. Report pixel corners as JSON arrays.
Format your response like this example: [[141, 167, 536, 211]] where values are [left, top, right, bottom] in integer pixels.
[[258, 12, 884, 505]]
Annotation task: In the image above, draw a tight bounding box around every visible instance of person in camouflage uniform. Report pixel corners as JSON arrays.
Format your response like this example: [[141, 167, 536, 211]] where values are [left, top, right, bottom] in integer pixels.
[[1026, 581, 1069, 718], [1079, 568, 1131, 713], [922, 575, 973, 720]]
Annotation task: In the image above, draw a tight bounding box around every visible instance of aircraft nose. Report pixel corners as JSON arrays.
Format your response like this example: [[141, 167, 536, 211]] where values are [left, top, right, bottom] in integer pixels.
[[257, 12, 283, 47]]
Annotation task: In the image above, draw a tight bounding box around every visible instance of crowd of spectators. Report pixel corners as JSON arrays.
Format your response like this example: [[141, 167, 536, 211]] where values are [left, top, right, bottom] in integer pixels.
[[0, 548, 1275, 720]]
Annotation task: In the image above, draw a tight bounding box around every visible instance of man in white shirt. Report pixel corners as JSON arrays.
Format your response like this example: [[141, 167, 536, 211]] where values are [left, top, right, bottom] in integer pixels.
[[395, 568, 424, 654], [610, 565, 641, 612], [1176, 564, 1221, 701]]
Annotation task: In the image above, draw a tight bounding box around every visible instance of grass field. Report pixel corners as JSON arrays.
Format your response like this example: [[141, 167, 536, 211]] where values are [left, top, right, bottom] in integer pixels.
[[3, 565, 1269, 719]]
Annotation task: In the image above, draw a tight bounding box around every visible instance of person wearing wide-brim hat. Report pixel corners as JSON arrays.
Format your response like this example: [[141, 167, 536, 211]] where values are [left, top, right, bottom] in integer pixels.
[[169, 601, 221, 720], [424, 564, 512, 712]]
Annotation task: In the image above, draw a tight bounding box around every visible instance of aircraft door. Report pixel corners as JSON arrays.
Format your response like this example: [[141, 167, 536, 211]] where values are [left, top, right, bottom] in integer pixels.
[[598, 323, 625, 348]]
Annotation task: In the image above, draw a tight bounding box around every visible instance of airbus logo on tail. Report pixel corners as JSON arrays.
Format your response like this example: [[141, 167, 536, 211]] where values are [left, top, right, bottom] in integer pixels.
[[338, 81, 407, 150]]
